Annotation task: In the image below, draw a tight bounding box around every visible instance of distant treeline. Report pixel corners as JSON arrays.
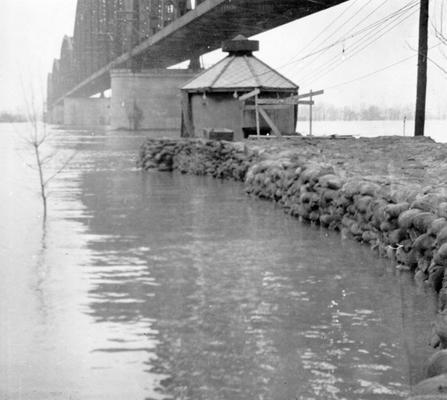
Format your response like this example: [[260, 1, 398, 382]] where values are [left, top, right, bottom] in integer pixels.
[[0, 111, 27, 122], [298, 104, 447, 121]]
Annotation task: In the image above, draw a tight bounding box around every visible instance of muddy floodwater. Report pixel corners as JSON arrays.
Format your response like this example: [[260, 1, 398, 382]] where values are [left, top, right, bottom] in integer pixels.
[[0, 124, 439, 399]]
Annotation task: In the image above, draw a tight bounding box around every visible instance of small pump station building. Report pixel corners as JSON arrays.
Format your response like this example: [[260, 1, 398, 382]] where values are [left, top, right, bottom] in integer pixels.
[[180, 35, 299, 140]]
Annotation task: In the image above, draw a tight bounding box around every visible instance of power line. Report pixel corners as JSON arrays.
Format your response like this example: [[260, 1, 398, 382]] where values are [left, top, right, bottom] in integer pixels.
[[281, 0, 418, 74], [326, 54, 416, 90], [325, 43, 442, 90], [303, 2, 419, 84], [428, 56, 447, 75], [298, 0, 419, 80], [290, 0, 391, 74], [284, 0, 362, 65], [200, 0, 420, 88]]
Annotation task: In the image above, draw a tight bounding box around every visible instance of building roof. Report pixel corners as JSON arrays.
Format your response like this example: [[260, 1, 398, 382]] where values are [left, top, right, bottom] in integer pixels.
[[182, 37, 298, 92]]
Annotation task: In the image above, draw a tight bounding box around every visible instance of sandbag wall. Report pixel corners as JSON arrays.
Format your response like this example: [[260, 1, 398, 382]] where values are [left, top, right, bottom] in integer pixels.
[[138, 138, 255, 180], [139, 138, 447, 395]]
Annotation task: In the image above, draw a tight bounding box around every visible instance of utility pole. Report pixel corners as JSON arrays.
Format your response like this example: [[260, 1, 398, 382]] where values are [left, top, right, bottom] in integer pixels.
[[414, 0, 429, 136]]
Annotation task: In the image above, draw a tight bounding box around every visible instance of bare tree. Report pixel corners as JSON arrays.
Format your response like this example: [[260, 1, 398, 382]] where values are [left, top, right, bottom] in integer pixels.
[[21, 89, 75, 221]]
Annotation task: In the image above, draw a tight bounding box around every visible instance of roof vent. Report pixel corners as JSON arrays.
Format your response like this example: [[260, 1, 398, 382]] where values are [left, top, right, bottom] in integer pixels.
[[222, 35, 259, 55]]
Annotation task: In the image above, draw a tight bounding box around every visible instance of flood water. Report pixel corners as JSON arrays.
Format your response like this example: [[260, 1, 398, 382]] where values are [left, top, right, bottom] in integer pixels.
[[0, 123, 439, 399]]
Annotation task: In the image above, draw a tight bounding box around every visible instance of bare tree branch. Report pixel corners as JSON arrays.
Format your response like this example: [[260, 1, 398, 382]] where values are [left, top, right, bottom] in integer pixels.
[[20, 79, 74, 221], [43, 152, 77, 187]]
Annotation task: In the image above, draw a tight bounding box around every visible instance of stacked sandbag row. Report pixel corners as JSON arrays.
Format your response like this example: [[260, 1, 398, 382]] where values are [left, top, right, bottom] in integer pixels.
[[245, 155, 447, 285], [243, 154, 447, 397], [407, 340, 447, 398], [139, 138, 447, 394], [138, 138, 257, 182], [140, 138, 447, 295], [246, 159, 383, 241], [175, 140, 255, 181], [138, 139, 186, 171]]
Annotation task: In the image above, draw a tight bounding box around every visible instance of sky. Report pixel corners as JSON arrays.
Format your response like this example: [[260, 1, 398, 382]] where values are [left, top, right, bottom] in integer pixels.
[[0, 0, 446, 115]]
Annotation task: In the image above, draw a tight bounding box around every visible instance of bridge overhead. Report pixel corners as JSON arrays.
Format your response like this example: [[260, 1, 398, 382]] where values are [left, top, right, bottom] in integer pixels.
[[49, 0, 349, 105]]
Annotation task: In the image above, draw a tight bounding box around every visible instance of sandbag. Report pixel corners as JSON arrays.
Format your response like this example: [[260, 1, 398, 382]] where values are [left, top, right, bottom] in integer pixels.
[[427, 350, 447, 378], [411, 374, 447, 396], [320, 214, 336, 227], [413, 233, 435, 253], [411, 194, 443, 212], [434, 244, 447, 265], [418, 257, 431, 273], [359, 182, 381, 196], [380, 220, 395, 232], [430, 218, 447, 236], [318, 174, 344, 190], [384, 202, 410, 219], [396, 247, 417, 268], [437, 227, 447, 247], [412, 212, 437, 233], [321, 189, 339, 203], [427, 266, 445, 291], [388, 228, 407, 245], [362, 230, 377, 243], [398, 209, 424, 229], [342, 180, 363, 197], [349, 222, 363, 237], [341, 215, 356, 228], [438, 202, 447, 218], [300, 165, 334, 185], [356, 195, 373, 214], [434, 311, 447, 349], [299, 192, 319, 205]]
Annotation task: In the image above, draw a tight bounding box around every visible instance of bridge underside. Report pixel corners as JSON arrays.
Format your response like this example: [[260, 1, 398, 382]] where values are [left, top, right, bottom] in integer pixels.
[[57, 0, 348, 103]]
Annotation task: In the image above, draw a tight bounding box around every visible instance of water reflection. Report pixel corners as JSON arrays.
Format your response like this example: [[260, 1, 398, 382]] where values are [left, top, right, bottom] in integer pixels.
[[0, 124, 439, 399]]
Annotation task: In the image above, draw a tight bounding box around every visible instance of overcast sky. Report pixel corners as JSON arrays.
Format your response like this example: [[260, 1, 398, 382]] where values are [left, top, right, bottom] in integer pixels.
[[1, 0, 446, 115]]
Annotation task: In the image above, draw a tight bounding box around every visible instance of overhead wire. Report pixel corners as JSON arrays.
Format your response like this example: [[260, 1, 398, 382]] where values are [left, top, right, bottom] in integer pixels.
[[326, 54, 416, 90], [284, 0, 362, 65], [288, 0, 390, 74], [325, 43, 442, 90], [302, 0, 420, 84], [280, 0, 418, 73], [226, 0, 420, 87], [171, 0, 425, 93], [307, 7, 419, 84], [428, 56, 447, 75], [297, 0, 419, 79]]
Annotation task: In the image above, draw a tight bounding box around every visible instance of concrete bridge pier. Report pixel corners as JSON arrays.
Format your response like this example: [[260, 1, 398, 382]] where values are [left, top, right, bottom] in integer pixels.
[[110, 68, 197, 134], [48, 103, 65, 125], [48, 97, 111, 127], [63, 97, 111, 127]]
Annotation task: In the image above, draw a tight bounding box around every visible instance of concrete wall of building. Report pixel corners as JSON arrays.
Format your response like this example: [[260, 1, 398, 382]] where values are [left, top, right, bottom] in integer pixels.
[[64, 97, 111, 127], [191, 93, 245, 140], [243, 104, 296, 135], [190, 92, 296, 140], [111, 69, 197, 133]]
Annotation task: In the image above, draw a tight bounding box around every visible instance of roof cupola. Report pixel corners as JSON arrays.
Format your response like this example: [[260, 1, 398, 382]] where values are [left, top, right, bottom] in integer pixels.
[[222, 35, 259, 56]]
